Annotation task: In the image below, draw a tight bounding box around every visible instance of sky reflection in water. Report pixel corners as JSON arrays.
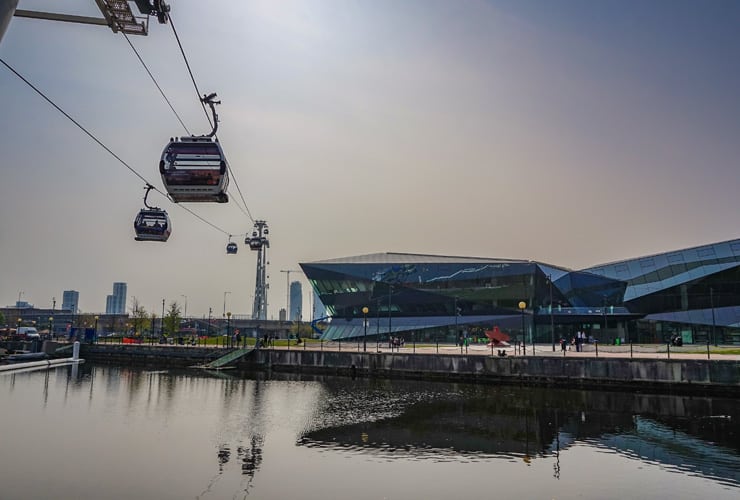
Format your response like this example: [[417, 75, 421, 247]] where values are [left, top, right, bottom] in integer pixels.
[[0, 364, 738, 500]]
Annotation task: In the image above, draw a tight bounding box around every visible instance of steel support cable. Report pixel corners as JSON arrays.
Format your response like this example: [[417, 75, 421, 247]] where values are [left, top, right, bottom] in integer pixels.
[[119, 29, 191, 135], [167, 13, 212, 128], [0, 57, 231, 237], [168, 14, 257, 224]]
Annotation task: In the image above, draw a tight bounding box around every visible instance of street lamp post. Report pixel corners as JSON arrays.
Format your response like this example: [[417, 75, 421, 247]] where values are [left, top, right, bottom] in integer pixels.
[[388, 285, 393, 348], [710, 287, 717, 346], [549, 275, 555, 352], [161, 299, 165, 338], [362, 306, 369, 352], [226, 311, 232, 348], [376, 298, 381, 352], [94, 315, 99, 343], [48, 317, 54, 341], [223, 291, 231, 319], [208, 307, 212, 337], [455, 297, 461, 354], [181, 295, 188, 322], [519, 301, 527, 355], [280, 270, 299, 321]]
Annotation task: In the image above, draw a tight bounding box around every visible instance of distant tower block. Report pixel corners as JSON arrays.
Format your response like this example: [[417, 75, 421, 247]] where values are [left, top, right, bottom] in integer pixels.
[[245, 220, 269, 320]]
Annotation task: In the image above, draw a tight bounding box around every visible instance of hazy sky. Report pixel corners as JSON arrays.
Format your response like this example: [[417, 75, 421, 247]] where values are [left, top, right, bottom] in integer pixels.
[[1, 0, 738, 318]]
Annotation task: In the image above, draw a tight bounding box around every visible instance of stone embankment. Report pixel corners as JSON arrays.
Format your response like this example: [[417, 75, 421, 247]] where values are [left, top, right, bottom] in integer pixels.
[[77, 343, 740, 395]]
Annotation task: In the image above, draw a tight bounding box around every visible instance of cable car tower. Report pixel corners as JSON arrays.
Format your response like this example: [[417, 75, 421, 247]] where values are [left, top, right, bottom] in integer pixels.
[[245, 220, 269, 320]]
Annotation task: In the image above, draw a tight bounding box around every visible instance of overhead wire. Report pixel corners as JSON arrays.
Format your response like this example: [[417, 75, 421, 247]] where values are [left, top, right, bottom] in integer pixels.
[[0, 56, 231, 237], [119, 29, 191, 136], [168, 12, 256, 225], [115, 17, 257, 225]]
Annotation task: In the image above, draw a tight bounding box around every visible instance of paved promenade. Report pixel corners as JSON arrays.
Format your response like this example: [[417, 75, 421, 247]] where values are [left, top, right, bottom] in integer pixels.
[[266, 341, 740, 361]]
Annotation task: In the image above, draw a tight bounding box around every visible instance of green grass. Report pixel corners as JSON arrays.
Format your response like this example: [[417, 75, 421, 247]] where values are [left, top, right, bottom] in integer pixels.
[[684, 348, 740, 355]]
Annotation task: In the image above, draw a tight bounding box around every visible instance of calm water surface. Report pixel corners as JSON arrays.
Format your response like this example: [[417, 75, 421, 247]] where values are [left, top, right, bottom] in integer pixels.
[[0, 363, 738, 499]]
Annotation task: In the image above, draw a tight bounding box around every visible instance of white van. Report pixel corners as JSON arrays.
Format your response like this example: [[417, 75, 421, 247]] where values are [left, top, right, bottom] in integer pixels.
[[17, 327, 40, 339]]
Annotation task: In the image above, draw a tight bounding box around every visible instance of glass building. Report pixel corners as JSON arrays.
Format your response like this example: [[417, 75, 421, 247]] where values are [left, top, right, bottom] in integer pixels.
[[300, 238, 740, 345]]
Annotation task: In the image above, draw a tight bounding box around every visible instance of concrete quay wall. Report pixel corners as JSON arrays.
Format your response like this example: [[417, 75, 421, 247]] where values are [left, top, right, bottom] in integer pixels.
[[77, 345, 740, 394], [250, 350, 740, 394]]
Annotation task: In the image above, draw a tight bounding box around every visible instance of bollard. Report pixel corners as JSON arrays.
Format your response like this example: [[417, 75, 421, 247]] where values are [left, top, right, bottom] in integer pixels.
[[72, 341, 80, 361], [707, 341, 710, 360], [630, 342, 633, 359], [667, 343, 670, 359], [595, 342, 598, 357], [339, 339, 341, 351]]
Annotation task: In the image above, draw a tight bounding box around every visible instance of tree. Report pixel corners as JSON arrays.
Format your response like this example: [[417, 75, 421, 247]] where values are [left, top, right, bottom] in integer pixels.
[[163, 301, 182, 337], [130, 297, 150, 337]]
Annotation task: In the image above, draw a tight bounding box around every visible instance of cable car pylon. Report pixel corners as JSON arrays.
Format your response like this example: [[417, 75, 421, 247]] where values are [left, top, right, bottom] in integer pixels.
[[245, 220, 269, 320]]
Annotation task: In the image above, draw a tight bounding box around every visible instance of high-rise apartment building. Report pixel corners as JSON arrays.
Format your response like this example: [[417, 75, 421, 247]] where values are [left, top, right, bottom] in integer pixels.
[[62, 290, 79, 313], [289, 281, 302, 321], [105, 282, 127, 314]]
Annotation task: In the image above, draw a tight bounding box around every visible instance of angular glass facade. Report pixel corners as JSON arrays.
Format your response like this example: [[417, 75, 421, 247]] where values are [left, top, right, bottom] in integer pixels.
[[300, 238, 740, 345]]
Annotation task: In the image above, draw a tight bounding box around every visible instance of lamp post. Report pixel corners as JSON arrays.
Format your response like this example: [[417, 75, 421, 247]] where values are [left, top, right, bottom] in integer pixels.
[[280, 270, 299, 321], [48, 316, 54, 341], [548, 275, 555, 352], [710, 287, 717, 346], [226, 311, 232, 347], [51, 296, 56, 339], [388, 285, 393, 348], [161, 299, 165, 338], [94, 315, 99, 343], [519, 301, 527, 355], [223, 291, 231, 319], [455, 297, 461, 354], [180, 295, 188, 322], [362, 306, 369, 352], [376, 298, 381, 352], [16, 317, 21, 336], [208, 307, 212, 338], [603, 295, 607, 337]]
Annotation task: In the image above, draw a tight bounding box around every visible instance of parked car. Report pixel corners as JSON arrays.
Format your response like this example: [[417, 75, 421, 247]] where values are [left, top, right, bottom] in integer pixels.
[[16, 327, 40, 340]]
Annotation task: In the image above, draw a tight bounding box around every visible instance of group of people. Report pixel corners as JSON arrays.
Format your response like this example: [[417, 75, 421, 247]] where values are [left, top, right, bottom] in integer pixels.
[[560, 330, 590, 352]]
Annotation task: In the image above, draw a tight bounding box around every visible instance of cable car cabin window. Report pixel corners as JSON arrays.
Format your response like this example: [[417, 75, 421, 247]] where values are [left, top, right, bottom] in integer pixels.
[[161, 141, 225, 187]]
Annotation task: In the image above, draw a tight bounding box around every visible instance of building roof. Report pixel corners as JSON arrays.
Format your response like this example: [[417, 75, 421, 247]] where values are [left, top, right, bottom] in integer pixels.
[[305, 252, 531, 265]]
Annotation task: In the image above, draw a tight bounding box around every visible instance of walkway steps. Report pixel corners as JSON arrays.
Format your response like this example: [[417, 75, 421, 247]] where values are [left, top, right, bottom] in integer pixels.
[[198, 347, 254, 369]]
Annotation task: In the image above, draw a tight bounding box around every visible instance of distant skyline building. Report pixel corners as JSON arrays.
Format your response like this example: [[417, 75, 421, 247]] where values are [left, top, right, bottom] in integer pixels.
[[278, 308, 287, 322], [105, 282, 127, 315], [62, 290, 79, 313], [290, 281, 303, 321]]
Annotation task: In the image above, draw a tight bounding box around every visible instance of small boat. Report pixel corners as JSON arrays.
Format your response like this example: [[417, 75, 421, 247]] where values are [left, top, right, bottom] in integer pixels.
[[6, 352, 48, 363]]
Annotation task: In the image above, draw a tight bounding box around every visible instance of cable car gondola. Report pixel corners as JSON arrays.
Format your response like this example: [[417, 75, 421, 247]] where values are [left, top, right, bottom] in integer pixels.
[[226, 235, 238, 255], [134, 185, 171, 242], [159, 93, 229, 203]]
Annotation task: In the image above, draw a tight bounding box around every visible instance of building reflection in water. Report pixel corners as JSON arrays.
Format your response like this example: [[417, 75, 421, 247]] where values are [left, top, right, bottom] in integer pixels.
[[297, 380, 740, 487]]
